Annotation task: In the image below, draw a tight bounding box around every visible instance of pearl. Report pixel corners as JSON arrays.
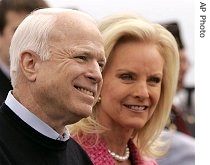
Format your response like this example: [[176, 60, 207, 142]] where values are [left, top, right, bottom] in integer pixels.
[[108, 145, 130, 162]]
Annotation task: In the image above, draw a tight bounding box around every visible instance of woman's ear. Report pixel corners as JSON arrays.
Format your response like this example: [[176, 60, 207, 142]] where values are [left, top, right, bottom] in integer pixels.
[[19, 50, 39, 82]]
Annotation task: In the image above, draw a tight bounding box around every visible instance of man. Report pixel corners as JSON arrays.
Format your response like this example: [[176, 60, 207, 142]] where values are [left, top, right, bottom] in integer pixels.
[[162, 22, 195, 137], [157, 130, 195, 165], [0, 0, 49, 104], [0, 8, 105, 165], [157, 22, 195, 165]]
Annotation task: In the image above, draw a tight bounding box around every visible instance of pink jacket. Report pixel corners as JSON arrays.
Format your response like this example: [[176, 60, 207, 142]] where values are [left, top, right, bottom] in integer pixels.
[[73, 135, 158, 165]]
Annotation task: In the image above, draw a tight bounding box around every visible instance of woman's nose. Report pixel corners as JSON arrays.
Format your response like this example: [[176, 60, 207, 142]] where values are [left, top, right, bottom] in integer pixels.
[[133, 82, 149, 100]]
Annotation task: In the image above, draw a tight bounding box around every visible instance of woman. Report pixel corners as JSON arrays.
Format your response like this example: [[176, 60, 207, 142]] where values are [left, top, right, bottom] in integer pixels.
[[69, 13, 179, 165]]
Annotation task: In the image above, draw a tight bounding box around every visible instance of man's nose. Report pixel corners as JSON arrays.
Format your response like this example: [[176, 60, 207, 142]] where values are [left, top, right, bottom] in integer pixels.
[[85, 61, 103, 83]]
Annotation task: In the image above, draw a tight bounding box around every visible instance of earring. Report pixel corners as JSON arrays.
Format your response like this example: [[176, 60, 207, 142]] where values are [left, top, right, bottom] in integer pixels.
[[97, 96, 101, 103]]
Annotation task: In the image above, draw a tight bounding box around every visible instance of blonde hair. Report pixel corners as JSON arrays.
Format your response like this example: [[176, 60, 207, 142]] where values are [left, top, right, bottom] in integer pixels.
[[70, 13, 179, 158]]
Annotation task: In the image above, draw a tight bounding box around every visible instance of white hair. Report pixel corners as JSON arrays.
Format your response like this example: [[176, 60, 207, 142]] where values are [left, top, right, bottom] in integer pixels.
[[9, 8, 89, 87]]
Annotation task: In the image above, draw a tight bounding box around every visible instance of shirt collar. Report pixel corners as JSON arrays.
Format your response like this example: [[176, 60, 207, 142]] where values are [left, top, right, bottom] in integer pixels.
[[5, 91, 70, 141]]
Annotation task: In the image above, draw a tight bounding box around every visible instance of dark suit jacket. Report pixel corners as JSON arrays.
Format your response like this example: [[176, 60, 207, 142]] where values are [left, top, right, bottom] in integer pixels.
[[0, 69, 12, 105]]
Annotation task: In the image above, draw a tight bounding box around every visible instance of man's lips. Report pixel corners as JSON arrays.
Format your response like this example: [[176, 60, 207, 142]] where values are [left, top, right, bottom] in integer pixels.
[[75, 86, 94, 97]]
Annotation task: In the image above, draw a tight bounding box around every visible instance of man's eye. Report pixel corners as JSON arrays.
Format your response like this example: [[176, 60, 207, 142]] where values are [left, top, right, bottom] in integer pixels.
[[98, 62, 105, 72], [74, 55, 88, 62], [76, 56, 87, 60]]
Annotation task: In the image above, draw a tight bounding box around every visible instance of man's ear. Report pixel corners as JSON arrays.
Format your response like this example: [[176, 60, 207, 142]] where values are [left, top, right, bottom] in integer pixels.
[[19, 50, 40, 82]]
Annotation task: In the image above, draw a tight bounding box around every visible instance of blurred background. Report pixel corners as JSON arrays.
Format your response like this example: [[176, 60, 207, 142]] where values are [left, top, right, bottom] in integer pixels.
[[45, 0, 194, 88]]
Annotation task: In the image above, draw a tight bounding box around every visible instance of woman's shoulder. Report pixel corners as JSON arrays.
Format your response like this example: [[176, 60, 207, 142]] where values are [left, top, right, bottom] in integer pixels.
[[73, 134, 115, 165]]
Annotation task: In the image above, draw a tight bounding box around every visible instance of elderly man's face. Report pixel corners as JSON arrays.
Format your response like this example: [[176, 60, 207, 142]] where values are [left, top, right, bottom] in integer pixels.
[[33, 16, 105, 125]]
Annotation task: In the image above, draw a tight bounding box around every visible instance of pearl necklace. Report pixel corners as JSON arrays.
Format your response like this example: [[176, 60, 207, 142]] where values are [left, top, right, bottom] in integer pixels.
[[108, 145, 130, 162]]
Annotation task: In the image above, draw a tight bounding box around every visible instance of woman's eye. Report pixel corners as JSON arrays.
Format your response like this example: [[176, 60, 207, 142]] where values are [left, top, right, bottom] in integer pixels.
[[149, 77, 161, 84], [120, 74, 133, 80]]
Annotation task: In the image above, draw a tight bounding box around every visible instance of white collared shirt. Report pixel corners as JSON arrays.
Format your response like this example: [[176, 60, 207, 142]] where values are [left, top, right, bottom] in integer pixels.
[[5, 91, 70, 141]]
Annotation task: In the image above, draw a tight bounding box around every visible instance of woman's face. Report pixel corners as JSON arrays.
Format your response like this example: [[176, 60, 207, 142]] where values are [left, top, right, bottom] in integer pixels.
[[98, 41, 164, 130]]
